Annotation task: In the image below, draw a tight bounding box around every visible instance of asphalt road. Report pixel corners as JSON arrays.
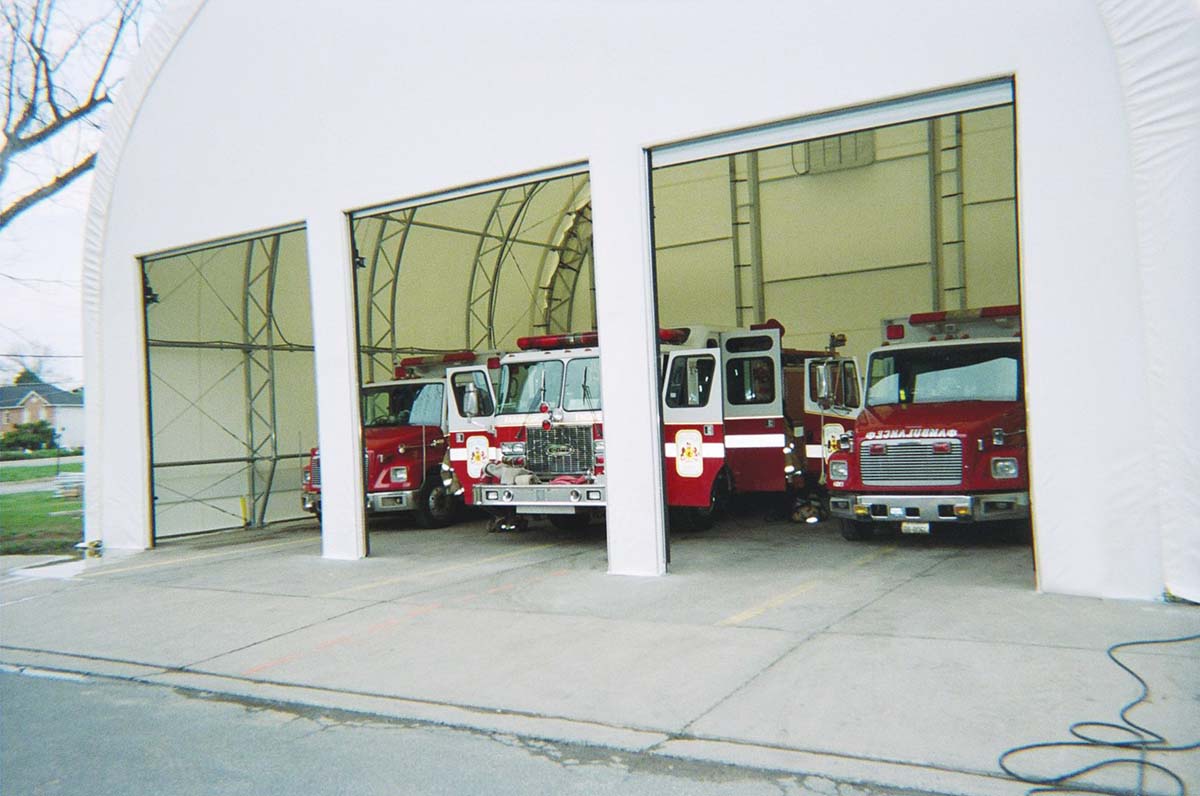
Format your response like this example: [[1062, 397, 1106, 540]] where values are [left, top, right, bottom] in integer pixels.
[[0, 670, 888, 796]]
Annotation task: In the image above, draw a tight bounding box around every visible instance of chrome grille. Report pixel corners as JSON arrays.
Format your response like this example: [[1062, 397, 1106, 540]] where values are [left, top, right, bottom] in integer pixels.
[[525, 425, 593, 476], [860, 439, 962, 486], [311, 458, 321, 488]]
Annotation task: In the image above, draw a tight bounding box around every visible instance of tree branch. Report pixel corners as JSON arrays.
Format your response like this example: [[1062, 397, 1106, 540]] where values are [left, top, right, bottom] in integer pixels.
[[0, 151, 94, 232], [0, 0, 148, 229], [6, 92, 110, 156]]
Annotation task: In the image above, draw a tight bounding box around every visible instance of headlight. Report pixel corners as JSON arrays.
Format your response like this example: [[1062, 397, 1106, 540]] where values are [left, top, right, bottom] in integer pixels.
[[500, 441, 525, 464], [829, 460, 849, 480], [396, 444, 407, 455], [991, 428, 1006, 446], [302, 471, 311, 484], [991, 458, 1019, 479], [389, 466, 408, 483]]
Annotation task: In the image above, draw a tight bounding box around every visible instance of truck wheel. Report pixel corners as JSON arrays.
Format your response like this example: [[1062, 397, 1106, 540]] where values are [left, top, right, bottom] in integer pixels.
[[549, 512, 590, 531], [415, 475, 456, 529], [840, 519, 873, 541], [676, 471, 730, 532]]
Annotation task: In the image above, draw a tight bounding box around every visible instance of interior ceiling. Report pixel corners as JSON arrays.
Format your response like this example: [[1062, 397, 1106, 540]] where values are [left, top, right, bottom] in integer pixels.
[[351, 105, 1017, 375], [352, 173, 595, 380]]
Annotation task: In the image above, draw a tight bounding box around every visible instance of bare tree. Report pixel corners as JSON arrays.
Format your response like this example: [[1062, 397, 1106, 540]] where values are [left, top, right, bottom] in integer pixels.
[[1, 344, 72, 386], [1, 0, 149, 232]]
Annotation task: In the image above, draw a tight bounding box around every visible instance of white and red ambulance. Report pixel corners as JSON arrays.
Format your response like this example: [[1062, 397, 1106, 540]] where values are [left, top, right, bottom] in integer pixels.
[[825, 305, 1028, 539]]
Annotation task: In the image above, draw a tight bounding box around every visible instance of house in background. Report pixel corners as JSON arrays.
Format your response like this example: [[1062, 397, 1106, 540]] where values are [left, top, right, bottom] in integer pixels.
[[0, 371, 85, 449]]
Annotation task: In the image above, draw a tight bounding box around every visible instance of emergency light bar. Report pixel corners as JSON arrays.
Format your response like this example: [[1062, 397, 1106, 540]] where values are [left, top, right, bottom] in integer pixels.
[[517, 332, 599, 350], [908, 305, 1020, 326], [516, 328, 691, 350], [888, 305, 1020, 341], [394, 350, 483, 378]]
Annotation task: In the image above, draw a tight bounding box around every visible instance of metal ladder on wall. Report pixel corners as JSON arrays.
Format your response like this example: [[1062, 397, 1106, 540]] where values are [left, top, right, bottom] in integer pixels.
[[930, 115, 967, 310], [728, 151, 765, 328]]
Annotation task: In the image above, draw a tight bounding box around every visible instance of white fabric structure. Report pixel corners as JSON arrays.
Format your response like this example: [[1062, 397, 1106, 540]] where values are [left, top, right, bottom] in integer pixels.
[[84, 0, 1200, 601]]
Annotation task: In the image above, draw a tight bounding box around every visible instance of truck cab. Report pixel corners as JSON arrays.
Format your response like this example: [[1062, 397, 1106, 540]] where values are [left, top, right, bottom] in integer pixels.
[[825, 306, 1028, 539], [302, 351, 496, 528]]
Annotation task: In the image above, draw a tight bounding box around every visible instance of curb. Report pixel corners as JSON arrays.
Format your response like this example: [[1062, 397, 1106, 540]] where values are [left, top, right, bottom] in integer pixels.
[[0, 647, 1027, 796]]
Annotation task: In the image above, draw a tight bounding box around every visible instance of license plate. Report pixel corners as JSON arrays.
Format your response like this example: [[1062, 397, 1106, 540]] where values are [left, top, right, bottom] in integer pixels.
[[901, 521, 930, 534]]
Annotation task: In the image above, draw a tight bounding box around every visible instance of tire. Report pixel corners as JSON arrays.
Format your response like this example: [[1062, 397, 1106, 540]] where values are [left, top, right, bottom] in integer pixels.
[[840, 519, 873, 541], [549, 512, 591, 531], [414, 473, 456, 528]]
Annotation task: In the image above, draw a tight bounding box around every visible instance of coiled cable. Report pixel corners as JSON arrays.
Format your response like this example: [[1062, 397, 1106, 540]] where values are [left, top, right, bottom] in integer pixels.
[[999, 632, 1200, 796]]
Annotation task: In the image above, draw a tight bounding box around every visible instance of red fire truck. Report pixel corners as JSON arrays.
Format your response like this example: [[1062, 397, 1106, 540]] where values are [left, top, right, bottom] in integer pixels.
[[442, 324, 858, 531], [825, 305, 1028, 540], [301, 351, 497, 528]]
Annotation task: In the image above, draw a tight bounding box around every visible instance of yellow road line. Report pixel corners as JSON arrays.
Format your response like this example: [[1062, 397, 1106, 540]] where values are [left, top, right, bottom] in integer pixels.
[[323, 542, 562, 597], [80, 536, 317, 578], [718, 581, 819, 626], [717, 545, 897, 627]]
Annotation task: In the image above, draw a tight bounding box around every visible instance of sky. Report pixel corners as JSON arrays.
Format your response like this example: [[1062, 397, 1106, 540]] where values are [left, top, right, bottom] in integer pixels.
[[0, 175, 91, 389], [0, 1, 161, 390]]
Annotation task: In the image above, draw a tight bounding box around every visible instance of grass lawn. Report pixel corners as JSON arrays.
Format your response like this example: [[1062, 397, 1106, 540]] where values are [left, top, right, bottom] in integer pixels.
[[0, 492, 83, 554], [0, 462, 83, 483]]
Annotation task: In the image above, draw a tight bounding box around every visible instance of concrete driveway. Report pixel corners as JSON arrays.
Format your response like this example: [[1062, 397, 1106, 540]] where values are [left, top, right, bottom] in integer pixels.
[[2, 508, 1196, 796]]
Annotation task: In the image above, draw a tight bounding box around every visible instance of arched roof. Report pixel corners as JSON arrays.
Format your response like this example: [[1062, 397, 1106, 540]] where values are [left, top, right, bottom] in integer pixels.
[[83, 0, 1200, 600]]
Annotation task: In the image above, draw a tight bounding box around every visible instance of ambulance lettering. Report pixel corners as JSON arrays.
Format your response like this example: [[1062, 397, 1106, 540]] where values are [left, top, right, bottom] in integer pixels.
[[863, 428, 958, 440]]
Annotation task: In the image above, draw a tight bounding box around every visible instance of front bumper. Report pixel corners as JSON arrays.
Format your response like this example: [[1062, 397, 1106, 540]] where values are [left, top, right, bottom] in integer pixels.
[[367, 489, 418, 513], [473, 482, 606, 513], [828, 491, 1030, 523], [302, 492, 320, 514]]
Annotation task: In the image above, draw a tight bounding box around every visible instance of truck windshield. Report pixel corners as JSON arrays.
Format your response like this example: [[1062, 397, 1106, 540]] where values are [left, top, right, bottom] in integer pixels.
[[497, 360, 564, 414], [865, 343, 1021, 407], [563, 357, 602, 411], [362, 382, 445, 426]]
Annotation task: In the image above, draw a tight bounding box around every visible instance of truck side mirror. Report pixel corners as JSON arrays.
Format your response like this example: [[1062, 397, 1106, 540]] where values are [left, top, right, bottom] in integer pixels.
[[462, 383, 480, 418], [815, 363, 834, 406]]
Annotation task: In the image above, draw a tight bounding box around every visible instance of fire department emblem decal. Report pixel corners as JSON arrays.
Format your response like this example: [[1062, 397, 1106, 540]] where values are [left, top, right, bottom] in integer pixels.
[[674, 429, 704, 479], [466, 435, 489, 479]]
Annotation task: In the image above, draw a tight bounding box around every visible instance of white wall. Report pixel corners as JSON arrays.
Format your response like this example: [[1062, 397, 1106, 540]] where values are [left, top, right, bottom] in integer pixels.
[[55, 405, 85, 450], [85, 0, 1200, 600]]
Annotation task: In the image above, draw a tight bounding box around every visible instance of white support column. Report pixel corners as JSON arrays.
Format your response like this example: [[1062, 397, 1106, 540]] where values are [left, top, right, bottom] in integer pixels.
[[87, 251, 154, 551], [590, 145, 668, 576], [306, 209, 368, 559]]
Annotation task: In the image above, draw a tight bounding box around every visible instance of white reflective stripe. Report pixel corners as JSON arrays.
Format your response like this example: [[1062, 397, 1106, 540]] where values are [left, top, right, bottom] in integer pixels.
[[805, 444, 825, 459], [664, 443, 726, 458], [724, 433, 786, 449]]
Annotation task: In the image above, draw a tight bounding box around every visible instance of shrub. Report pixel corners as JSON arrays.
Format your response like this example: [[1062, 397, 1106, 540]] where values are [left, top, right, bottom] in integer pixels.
[[0, 420, 58, 451]]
